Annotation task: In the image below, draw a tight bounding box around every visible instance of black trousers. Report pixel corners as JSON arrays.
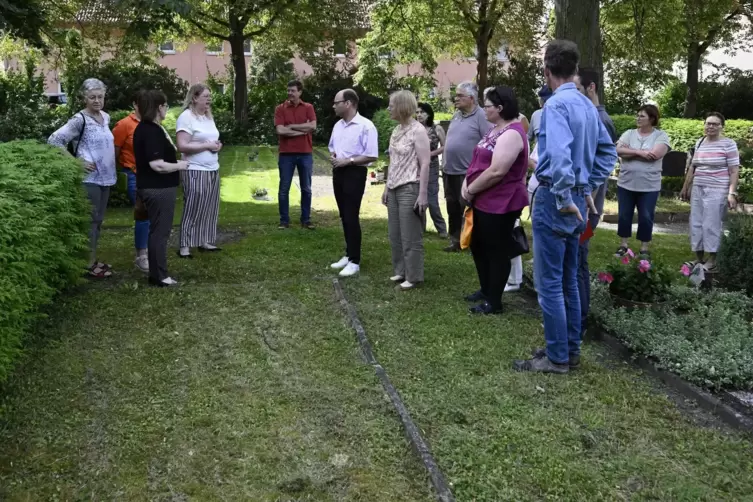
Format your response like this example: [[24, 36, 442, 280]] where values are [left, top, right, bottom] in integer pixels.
[[333, 166, 367, 264], [443, 174, 466, 245], [470, 207, 522, 310], [138, 186, 177, 282]]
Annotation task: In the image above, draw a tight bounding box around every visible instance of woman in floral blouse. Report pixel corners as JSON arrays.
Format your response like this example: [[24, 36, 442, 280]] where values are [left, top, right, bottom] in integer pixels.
[[48, 78, 117, 278]]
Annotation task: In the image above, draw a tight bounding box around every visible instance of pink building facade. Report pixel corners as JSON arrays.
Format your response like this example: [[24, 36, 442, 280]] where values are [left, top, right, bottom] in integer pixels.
[[30, 38, 504, 98]]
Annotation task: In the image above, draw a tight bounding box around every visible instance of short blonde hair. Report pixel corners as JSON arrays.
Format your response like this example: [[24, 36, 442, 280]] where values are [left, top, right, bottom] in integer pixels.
[[183, 83, 212, 118], [389, 90, 418, 121]]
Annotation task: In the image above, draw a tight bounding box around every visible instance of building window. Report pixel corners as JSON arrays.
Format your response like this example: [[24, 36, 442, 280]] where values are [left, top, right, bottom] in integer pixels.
[[206, 41, 223, 54], [243, 39, 252, 56], [379, 49, 395, 59], [58, 80, 65, 94], [217, 84, 227, 94], [159, 41, 175, 54], [333, 39, 348, 57]]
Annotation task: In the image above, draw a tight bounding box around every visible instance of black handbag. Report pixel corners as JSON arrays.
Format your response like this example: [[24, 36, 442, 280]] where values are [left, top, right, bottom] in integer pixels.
[[509, 225, 530, 258]]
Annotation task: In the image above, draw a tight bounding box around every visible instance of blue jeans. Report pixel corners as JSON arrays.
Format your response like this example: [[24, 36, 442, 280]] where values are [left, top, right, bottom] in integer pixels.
[[533, 186, 587, 364], [122, 168, 149, 250], [278, 153, 313, 225], [577, 211, 601, 333], [617, 187, 660, 242]]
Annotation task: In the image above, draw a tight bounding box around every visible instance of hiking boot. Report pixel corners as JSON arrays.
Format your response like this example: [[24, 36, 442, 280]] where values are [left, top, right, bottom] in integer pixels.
[[531, 348, 580, 369], [513, 352, 569, 374]]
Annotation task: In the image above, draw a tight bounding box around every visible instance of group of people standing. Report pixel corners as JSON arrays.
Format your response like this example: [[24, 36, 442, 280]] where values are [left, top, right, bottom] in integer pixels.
[[50, 38, 741, 374], [49, 80, 224, 287]]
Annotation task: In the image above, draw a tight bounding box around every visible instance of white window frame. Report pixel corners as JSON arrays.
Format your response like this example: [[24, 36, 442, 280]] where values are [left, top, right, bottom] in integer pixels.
[[159, 41, 176, 54], [206, 41, 224, 55], [243, 39, 252, 56], [217, 83, 227, 94]]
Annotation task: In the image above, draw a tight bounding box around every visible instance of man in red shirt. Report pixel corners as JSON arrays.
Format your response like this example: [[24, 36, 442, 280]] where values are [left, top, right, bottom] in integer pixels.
[[274, 80, 317, 229]]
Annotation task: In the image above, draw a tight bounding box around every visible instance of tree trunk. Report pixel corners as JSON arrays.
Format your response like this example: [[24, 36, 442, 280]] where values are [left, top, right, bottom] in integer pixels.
[[683, 46, 702, 118], [476, 31, 490, 92], [228, 32, 248, 124], [554, 0, 603, 102]]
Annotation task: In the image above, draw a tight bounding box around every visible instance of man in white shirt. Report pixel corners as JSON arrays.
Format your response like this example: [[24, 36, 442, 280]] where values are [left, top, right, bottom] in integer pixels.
[[328, 89, 379, 277]]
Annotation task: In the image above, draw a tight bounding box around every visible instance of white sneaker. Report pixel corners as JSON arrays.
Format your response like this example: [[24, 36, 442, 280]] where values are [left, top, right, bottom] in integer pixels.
[[390, 275, 405, 282], [134, 256, 149, 273], [331, 256, 350, 269], [339, 262, 360, 277], [398, 280, 417, 290], [162, 277, 179, 286], [504, 283, 521, 292]]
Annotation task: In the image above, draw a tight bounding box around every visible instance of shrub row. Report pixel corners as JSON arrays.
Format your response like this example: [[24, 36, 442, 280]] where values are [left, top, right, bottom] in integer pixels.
[[0, 141, 89, 383], [591, 284, 753, 390]]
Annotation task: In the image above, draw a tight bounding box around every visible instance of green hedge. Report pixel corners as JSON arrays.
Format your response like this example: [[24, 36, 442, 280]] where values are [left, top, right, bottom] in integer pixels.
[[372, 109, 397, 154], [0, 141, 89, 383], [612, 115, 753, 153]]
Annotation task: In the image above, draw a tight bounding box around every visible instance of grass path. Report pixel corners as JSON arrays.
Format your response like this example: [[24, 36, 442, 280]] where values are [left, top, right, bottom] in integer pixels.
[[1, 146, 751, 500]]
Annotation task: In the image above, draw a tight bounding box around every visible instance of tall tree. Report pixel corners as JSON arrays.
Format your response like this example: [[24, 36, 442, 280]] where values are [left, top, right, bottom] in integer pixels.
[[0, 0, 48, 47], [357, 0, 544, 94], [553, 0, 602, 100], [681, 0, 751, 117], [123, 0, 363, 123]]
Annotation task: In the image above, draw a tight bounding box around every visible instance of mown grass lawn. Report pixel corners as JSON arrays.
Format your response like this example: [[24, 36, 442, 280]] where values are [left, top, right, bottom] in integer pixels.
[[1, 146, 751, 500]]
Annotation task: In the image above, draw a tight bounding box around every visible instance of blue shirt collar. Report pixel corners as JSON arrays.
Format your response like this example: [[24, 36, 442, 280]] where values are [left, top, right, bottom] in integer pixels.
[[553, 82, 577, 93]]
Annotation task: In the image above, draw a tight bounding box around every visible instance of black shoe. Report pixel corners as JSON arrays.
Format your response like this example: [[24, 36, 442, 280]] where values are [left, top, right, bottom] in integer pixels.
[[301, 222, 316, 230], [614, 246, 628, 257], [444, 243, 461, 253], [198, 246, 222, 252], [468, 302, 503, 315], [176, 250, 193, 259], [532, 348, 580, 369], [513, 352, 569, 374], [278, 223, 289, 230], [464, 289, 485, 302]]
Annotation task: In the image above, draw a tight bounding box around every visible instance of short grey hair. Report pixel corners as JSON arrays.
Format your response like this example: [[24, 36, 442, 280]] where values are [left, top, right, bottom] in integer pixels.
[[80, 78, 107, 96], [457, 81, 479, 103]]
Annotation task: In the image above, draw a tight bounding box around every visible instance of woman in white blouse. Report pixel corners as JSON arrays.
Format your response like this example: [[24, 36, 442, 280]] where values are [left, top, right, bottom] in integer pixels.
[[48, 78, 117, 278], [176, 84, 223, 258]]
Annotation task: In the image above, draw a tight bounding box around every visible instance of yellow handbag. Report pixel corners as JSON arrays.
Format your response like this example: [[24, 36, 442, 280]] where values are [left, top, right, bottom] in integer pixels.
[[460, 207, 473, 249]]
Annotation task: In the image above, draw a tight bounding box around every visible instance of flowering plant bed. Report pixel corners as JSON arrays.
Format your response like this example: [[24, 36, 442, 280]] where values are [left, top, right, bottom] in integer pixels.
[[599, 249, 673, 304]]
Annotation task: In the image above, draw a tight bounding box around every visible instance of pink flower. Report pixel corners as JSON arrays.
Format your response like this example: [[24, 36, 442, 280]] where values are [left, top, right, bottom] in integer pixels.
[[681, 264, 691, 276], [626, 248, 635, 258], [638, 259, 651, 273], [598, 272, 614, 284], [621, 256, 630, 265]]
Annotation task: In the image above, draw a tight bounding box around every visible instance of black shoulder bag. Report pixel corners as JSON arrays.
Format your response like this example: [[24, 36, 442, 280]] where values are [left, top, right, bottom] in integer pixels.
[[66, 112, 86, 156]]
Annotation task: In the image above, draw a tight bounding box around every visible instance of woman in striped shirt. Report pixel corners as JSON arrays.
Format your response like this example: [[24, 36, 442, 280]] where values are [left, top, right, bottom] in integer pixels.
[[680, 112, 740, 272]]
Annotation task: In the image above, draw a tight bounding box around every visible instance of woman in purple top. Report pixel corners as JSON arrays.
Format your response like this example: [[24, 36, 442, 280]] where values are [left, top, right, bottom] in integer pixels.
[[461, 86, 529, 315]]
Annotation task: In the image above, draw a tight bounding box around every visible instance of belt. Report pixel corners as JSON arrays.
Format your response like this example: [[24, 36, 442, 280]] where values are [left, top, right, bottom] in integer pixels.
[[536, 181, 587, 194]]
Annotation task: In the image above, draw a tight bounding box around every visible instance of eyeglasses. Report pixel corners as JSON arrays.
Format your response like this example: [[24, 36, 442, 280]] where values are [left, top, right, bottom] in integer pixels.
[[333, 100, 346, 105], [705, 122, 722, 127], [454, 94, 469, 99]]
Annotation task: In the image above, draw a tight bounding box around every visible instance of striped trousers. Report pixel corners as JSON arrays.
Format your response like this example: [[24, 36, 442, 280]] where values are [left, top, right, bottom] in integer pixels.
[[180, 170, 220, 248]]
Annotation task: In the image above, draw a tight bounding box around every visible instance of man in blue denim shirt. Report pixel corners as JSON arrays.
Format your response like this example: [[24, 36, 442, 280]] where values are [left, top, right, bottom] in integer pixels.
[[514, 40, 617, 374]]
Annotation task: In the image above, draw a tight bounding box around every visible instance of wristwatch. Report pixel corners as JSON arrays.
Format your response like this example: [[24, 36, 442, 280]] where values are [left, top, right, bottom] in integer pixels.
[[349, 157, 355, 165], [729, 191, 738, 197]]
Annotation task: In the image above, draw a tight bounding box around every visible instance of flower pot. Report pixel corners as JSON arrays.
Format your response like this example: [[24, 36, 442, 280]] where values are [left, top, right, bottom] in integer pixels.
[[610, 294, 666, 311]]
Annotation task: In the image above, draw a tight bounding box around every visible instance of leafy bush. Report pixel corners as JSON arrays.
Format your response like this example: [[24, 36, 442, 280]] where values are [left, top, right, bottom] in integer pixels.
[[591, 284, 753, 390], [655, 70, 753, 120], [0, 65, 66, 142], [372, 109, 396, 154], [487, 54, 545, 118], [612, 115, 753, 153], [63, 55, 188, 112], [0, 141, 89, 383], [600, 250, 673, 303], [718, 215, 753, 296]]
